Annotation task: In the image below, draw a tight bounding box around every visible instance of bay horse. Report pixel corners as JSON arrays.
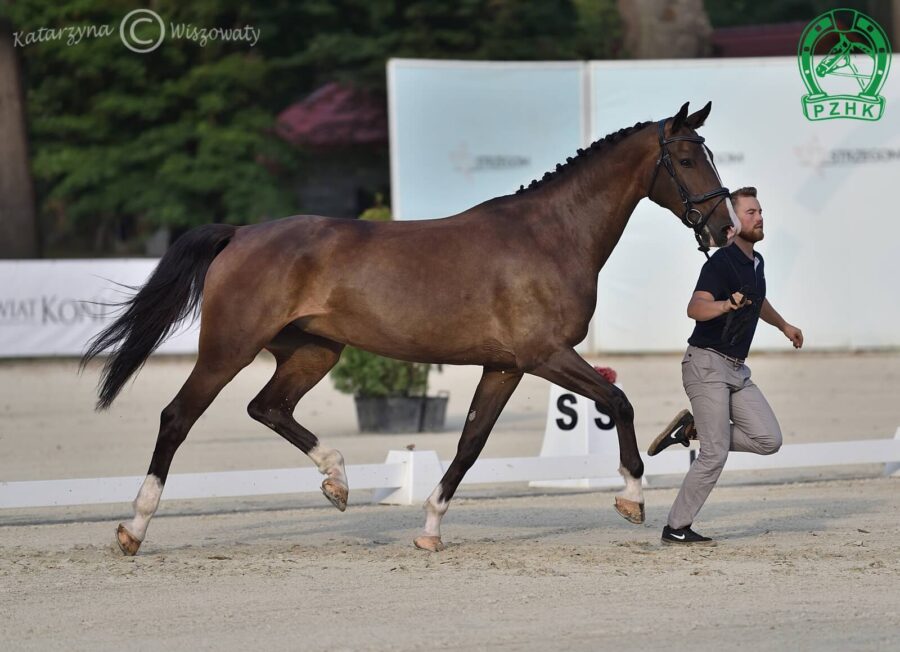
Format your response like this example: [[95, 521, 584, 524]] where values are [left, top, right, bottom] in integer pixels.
[[83, 101, 739, 555]]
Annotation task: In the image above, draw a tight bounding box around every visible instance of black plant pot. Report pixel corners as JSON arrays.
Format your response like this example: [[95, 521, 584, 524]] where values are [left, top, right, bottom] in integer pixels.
[[354, 392, 449, 433]]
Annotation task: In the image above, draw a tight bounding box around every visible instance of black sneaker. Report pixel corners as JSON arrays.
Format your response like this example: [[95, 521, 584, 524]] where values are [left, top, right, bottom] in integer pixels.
[[661, 525, 715, 546], [647, 409, 696, 456]]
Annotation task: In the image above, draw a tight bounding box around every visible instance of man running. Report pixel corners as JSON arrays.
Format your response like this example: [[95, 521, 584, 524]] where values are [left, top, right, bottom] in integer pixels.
[[647, 186, 803, 545]]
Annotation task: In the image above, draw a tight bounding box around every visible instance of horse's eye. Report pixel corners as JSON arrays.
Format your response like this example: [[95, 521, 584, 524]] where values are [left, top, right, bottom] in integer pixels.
[[679, 159, 693, 167]]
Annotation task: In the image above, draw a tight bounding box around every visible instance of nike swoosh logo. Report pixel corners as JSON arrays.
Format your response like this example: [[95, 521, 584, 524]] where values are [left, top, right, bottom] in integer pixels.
[[671, 533, 686, 540], [670, 433, 679, 439]]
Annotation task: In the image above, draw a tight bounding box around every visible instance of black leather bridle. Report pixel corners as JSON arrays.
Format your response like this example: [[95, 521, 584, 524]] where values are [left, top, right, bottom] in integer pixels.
[[647, 119, 731, 259]]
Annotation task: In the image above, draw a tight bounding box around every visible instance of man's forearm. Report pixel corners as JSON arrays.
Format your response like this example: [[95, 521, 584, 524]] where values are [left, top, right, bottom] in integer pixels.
[[687, 297, 729, 321], [760, 298, 787, 330]]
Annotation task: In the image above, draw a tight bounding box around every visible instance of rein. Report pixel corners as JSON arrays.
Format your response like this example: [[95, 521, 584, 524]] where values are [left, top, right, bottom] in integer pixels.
[[648, 119, 730, 259]]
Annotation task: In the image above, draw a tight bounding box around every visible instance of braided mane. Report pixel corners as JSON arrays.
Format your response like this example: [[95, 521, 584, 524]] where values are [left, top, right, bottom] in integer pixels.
[[516, 120, 653, 194]]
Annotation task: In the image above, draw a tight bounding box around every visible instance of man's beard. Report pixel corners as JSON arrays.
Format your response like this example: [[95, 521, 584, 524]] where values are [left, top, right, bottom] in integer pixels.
[[742, 227, 764, 243]]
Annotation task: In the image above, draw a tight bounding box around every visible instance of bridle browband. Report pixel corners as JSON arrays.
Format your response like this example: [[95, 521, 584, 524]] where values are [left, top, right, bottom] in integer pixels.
[[647, 119, 730, 259]]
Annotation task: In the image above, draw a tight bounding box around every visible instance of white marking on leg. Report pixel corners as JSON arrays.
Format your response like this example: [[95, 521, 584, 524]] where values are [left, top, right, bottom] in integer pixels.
[[468, 410, 477, 422], [309, 443, 347, 485], [618, 465, 644, 504], [122, 474, 162, 542], [422, 485, 449, 537]]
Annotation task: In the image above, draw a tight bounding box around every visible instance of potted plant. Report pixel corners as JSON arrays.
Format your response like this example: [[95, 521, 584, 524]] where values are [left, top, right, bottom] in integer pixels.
[[328, 196, 448, 432], [330, 348, 448, 433]]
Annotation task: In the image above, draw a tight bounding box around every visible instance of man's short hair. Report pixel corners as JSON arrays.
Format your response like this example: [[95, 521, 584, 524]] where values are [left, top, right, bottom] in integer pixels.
[[730, 186, 757, 204]]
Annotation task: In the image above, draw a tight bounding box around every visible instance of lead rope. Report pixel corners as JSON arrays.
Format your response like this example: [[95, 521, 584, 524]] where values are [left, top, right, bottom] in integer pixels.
[[720, 251, 761, 345], [697, 232, 710, 259]]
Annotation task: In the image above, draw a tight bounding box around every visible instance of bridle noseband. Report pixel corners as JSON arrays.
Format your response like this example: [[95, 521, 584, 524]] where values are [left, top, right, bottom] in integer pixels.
[[647, 119, 730, 259]]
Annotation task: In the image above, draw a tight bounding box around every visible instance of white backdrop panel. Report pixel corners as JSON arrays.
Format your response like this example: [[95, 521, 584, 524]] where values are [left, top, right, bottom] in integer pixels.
[[0, 260, 198, 357], [589, 57, 900, 351], [388, 59, 586, 220]]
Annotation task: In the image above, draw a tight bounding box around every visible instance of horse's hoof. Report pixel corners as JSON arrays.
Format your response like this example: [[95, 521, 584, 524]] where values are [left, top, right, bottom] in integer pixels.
[[413, 535, 445, 552], [321, 478, 348, 512], [116, 523, 142, 556], [614, 497, 645, 524]]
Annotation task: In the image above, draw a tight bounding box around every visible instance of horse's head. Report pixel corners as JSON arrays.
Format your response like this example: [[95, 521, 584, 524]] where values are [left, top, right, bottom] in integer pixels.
[[816, 34, 852, 77], [647, 101, 740, 251]]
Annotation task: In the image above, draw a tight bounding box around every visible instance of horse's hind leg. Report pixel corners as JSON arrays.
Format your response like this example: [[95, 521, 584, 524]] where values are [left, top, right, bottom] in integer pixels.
[[414, 367, 522, 552], [247, 329, 348, 510], [116, 348, 260, 555], [116, 307, 283, 555]]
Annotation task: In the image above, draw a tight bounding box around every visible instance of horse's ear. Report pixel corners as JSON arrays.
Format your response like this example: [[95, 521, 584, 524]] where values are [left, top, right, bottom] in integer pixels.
[[671, 102, 690, 133], [685, 101, 712, 130]]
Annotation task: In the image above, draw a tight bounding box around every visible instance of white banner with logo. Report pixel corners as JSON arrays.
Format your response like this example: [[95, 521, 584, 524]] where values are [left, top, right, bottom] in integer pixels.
[[389, 57, 900, 351], [0, 260, 198, 357]]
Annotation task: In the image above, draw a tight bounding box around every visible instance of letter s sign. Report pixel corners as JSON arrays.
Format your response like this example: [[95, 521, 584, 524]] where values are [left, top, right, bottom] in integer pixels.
[[555, 393, 578, 430]]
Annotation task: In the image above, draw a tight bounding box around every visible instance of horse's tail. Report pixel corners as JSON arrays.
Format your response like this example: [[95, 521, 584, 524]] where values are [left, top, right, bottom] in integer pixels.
[[81, 224, 237, 410]]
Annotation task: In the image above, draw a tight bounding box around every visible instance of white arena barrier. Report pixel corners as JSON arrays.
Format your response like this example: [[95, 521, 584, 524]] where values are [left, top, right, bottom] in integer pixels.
[[2, 427, 898, 509], [0, 463, 405, 509]]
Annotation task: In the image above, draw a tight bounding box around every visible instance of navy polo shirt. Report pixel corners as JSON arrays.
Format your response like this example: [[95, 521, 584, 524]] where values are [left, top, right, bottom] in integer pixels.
[[687, 243, 766, 359]]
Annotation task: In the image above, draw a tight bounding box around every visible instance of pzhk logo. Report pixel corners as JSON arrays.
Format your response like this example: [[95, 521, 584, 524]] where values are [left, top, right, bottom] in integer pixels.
[[798, 9, 891, 121]]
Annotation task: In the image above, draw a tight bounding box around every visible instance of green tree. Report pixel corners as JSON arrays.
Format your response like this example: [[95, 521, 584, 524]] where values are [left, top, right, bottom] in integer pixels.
[[3, 1, 301, 254], [291, 0, 622, 91], [2, 0, 623, 255], [705, 0, 880, 27]]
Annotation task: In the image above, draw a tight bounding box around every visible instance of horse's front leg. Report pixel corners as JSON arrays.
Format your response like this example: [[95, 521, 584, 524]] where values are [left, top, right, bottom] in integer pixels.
[[531, 347, 646, 524], [414, 367, 523, 552]]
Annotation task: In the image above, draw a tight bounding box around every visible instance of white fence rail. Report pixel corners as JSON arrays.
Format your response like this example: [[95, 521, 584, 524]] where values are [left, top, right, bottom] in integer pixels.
[[2, 428, 898, 510], [0, 463, 405, 510]]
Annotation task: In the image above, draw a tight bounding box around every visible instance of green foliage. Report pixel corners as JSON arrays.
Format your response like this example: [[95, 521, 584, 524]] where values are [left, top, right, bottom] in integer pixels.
[[358, 204, 392, 222], [330, 347, 430, 398], [4, 0, 302, 252], [3, 0, 623, 254], [358, 192, 391, 222], [294, 0, 623, 90], [572, 0, 623, 58], [705, 0, 875, 27]]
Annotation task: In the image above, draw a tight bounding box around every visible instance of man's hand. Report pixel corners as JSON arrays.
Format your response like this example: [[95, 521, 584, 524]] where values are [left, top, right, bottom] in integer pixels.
[[723, 290, 752, 313], [688, 289, 754, 322], [782, 324, 803, 349]]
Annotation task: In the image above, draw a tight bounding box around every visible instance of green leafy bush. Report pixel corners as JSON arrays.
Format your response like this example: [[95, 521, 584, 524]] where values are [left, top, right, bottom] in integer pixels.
[[358, 192, 391, 222], [331, 348, 430, 398]]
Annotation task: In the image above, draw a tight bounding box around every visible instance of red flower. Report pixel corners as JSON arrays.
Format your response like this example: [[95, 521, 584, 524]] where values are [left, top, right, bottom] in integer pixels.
[[593, 366, 617, 384]]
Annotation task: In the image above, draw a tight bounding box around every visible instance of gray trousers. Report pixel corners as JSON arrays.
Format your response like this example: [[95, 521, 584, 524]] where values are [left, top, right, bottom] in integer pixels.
[[667, 345, 783, 529]]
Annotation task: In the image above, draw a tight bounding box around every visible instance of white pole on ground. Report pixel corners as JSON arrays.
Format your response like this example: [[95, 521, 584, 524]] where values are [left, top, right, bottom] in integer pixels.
[[373, 450, 445, 505]]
